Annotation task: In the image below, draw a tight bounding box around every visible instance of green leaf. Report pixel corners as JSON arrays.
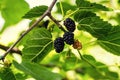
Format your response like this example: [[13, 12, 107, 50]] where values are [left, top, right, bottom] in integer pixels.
[[0, 0, 3, 10], [22, 28, 53, 62], [15, 73, 27, 80], [74, 11, 112, 38], [97, 63, 119, 79], [98, 26, 120, 55], [118, 0, 120, 3], [86, 67, 105, 79], [56, 2, 77, 14], [23, 6, 48, 19], [63, 57, 79, 70], [1, 0, 29, 32], [74, 11, 120, 55], [83, 55, 96, 64], [76, 0, 111, 11], [105, 71, 118, 79], [87, 67, 118, 79], [0, 68, 16, 80], [81, 61, 118, 79], [13, 61, 62, 80], [74, 11, 96, 22]]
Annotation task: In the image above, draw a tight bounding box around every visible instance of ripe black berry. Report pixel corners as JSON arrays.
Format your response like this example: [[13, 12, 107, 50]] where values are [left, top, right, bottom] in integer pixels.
[[63, 32, 74, 45], [64, 18, 75, 32], [54, 37, 65, 53]]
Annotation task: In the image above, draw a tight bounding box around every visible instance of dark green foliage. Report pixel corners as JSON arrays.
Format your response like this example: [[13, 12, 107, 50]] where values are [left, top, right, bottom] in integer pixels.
[[118, 0, 120, 3], [0, 68, 16, 80], [23, 6, 48, 18], [54, 37, 65, 53], [98, 26, 120, 55]]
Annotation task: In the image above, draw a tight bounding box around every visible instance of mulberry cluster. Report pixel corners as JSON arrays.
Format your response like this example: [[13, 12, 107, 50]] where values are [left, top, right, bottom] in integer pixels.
[[64, 18, 75, 32], [54, 18, 76, 53], [54, 37, 65, 53], [63, 32, 74, 45]]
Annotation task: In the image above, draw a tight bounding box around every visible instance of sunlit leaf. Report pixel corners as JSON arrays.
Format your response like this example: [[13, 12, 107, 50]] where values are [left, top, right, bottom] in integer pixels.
[[0, 0, 29, 32], [23, 6, 48, 18], [13, 61, 62, 80], [56, 2, 77, 14], [74, 11, 112, 38], [76, 0, 111, 11], [74, 11, 120, 55], [22, 28, 53, 62]]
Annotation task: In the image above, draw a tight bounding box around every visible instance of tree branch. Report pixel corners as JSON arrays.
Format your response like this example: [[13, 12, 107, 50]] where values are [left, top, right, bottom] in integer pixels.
[[48, 13, 66, 32], [0, 44, 21, 55], [0, 0, 61, 61]]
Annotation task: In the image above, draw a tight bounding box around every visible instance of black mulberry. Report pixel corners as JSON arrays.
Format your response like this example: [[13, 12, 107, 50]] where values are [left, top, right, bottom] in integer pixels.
[[54, 37, 65, 53], [64, 18, 75, 32], [63, 32, 74, 45]]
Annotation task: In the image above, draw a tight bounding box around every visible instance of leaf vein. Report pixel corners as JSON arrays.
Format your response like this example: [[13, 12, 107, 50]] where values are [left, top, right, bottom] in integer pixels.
[[31, 41, 52, 61]]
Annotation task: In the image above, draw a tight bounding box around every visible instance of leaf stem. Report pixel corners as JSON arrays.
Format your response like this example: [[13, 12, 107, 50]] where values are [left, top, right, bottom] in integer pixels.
[[77, 50, 96, 68], [0, 0, 60, 61], [59, 0, 64, 17], [64, 8, 79, 20]]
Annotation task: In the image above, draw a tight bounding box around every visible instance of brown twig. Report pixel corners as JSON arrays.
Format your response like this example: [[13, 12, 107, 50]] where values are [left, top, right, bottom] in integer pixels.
[[0, 0, 65, 61], [0, 44, 21, 55], [48, 13, 66, 32]]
